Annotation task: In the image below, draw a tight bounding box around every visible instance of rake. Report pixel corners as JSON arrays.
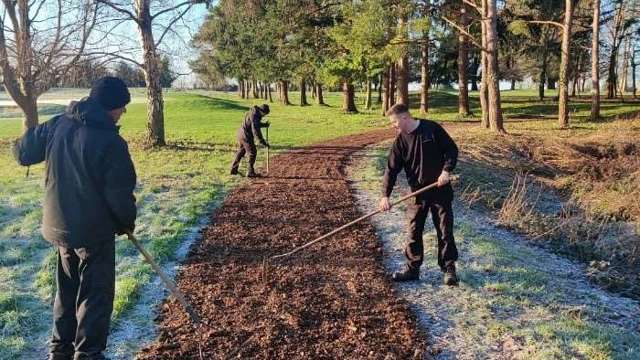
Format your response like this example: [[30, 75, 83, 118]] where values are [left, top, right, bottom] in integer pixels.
[[125, 231, 201, 325], [271, 178, 456, 260]]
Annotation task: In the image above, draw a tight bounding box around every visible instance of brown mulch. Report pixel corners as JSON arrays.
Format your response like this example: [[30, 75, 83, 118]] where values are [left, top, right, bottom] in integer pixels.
[[137, 129, 428, 359]]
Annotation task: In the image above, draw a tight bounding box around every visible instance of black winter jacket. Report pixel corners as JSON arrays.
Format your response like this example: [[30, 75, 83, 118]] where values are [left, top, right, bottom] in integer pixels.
[[13, 98, 137, 249], [237, 106, 269, 145]]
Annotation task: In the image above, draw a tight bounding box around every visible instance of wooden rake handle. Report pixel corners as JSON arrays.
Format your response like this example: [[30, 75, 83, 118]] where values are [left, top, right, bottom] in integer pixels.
[[271, 179, 453, 260], [125, 231, 201, 325]]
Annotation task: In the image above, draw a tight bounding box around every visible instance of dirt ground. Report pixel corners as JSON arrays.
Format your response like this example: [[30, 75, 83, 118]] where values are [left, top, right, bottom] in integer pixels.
[[137, 129, 427, 359]]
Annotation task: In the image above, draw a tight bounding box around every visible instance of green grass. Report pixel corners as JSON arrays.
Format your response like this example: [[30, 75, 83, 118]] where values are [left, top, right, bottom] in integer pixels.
[[2, 87, 640, 358]]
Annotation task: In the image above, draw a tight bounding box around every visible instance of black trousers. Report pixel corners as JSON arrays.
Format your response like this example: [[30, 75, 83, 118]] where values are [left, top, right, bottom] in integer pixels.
[[231, 139, 257, 172], [50, 239, 115, 360], [405, 190, 458, 271]]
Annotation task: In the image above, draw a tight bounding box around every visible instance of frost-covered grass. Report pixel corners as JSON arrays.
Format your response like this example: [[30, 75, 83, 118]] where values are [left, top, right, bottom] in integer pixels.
[[350, 146, 640, 360]]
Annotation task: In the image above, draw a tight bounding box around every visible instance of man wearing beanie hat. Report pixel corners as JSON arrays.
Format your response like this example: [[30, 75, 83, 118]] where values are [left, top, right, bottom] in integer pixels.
[[13, 76, 137, 360], [230, 103, 271, 177]]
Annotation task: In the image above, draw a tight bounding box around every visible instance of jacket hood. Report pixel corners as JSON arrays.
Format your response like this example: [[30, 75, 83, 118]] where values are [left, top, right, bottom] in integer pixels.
[[66, 97, 118, 131]]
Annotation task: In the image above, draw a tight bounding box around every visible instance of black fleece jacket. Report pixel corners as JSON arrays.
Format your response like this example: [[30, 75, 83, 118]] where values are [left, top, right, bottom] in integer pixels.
[[382, 120, 458, 198]]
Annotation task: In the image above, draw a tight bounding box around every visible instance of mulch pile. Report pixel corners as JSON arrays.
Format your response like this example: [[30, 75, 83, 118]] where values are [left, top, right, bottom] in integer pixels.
[[138, 129, 428, 359]]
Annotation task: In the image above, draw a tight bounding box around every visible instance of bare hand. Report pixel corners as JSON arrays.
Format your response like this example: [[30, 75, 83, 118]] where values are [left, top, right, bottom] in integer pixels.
[[378, 197, 391, 212], [437, 171, 451, 187]]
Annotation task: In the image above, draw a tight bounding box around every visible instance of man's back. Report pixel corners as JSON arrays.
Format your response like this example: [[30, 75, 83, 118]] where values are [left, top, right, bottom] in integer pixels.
[[14, 98, 137, 249]]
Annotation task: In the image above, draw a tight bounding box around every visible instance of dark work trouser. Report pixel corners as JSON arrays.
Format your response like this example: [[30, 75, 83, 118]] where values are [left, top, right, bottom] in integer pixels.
[[405, 189, 458, 272], [231, 139, 257, 173], [50, 239, 115, 360]]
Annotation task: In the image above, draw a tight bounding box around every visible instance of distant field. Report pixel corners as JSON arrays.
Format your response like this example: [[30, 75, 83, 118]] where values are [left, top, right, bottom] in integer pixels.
[[1, 88, 639, 359]]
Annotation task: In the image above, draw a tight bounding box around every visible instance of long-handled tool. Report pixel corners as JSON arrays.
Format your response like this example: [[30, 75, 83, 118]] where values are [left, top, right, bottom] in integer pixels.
[[125, 231, 201, 324], [266, 126, 270, 174], [272, 179, 455, 260]]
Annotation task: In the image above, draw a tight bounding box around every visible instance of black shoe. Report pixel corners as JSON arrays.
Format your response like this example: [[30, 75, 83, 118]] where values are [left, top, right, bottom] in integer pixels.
[[230, 168, 239, 175], [48, 354, 73, 360], [247, 171, 260, 178], [392, 266, 419, 282], [444, 264, 459, 286]]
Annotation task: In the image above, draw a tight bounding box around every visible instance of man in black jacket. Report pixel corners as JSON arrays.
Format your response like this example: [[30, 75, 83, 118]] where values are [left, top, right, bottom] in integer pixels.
[[13, 77, 137, 360], [378, 103, 460, 285], [230, 104, 270, 177]]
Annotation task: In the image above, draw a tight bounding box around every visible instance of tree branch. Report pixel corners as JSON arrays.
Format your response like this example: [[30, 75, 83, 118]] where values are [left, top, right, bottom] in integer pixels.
[[95, 0, 138, 22], [151, 0, 191, 20], [441, 15, 486, 51], [154, 4, 193, 47], [463, 0, 482, 14], [527, 20, 565, 30], [82, 51, 143, 67]]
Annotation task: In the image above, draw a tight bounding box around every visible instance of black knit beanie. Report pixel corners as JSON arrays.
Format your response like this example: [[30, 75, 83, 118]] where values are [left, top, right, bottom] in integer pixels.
[[90, 76, 131, 110], [259, 104, 270, 115]]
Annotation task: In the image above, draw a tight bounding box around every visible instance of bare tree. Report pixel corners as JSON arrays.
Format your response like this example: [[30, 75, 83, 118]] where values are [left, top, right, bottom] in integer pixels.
[[95, 0, 209, 147], [0, 0, 100, 129]]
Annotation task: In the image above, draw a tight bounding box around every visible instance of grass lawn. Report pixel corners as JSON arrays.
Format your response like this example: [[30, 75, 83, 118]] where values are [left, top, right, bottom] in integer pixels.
[[1, 88, 639, 358]]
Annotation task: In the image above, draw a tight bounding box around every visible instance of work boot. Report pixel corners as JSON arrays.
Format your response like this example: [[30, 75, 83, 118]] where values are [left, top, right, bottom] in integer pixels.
[[444, 264, 459, 286], [392, 266, 419, 282], [48, 353, 73, 360], [230, 167, 239, 175], [74, 352, 109, 360], [247, 169, 260, 178]]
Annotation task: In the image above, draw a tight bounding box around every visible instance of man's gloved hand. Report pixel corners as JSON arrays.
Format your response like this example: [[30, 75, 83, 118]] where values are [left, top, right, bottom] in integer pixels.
[[437, 170, 451, 187], [263, 121, 270, 128], [378, 196, 391, 212], [262, 142, 270, 148], [117, 226, 135, 237]]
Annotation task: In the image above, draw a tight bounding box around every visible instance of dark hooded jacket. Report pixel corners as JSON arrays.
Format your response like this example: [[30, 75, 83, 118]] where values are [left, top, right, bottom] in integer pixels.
[[237, 106, 269, 145], [13, 97, 137, 249]]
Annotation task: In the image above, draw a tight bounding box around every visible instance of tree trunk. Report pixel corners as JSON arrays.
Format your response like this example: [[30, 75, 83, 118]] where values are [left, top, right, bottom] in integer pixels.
[[470, 55, 480, 91], [382, 68, 390, 115], [137, 4, 166, 146], [633, 63, 637, 98], [607, 3, 624, 99], [480, 1, 489, 128], [316, 83, 325, 105], [457, 4, 470, 115], [485, 0, 505, 133], [253, 80, 258, 98], [22, 96, 39, 130], [420, 39, 429, 115], [539, 60, 547, 101], [280, 80, 290, 105], [238, 80, 244, 98], [311, 80, 316, 99], [300, 78, 308, 106], [619, 37, 631, 95], [268, 84, 273, 102], [389, 65, 396, 106], [572, 53, 581, 97], [342, 80, 357, 113], [365, 79, 372, 109], [377, 73, 383, 104], [558, 0, 575, 128]]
